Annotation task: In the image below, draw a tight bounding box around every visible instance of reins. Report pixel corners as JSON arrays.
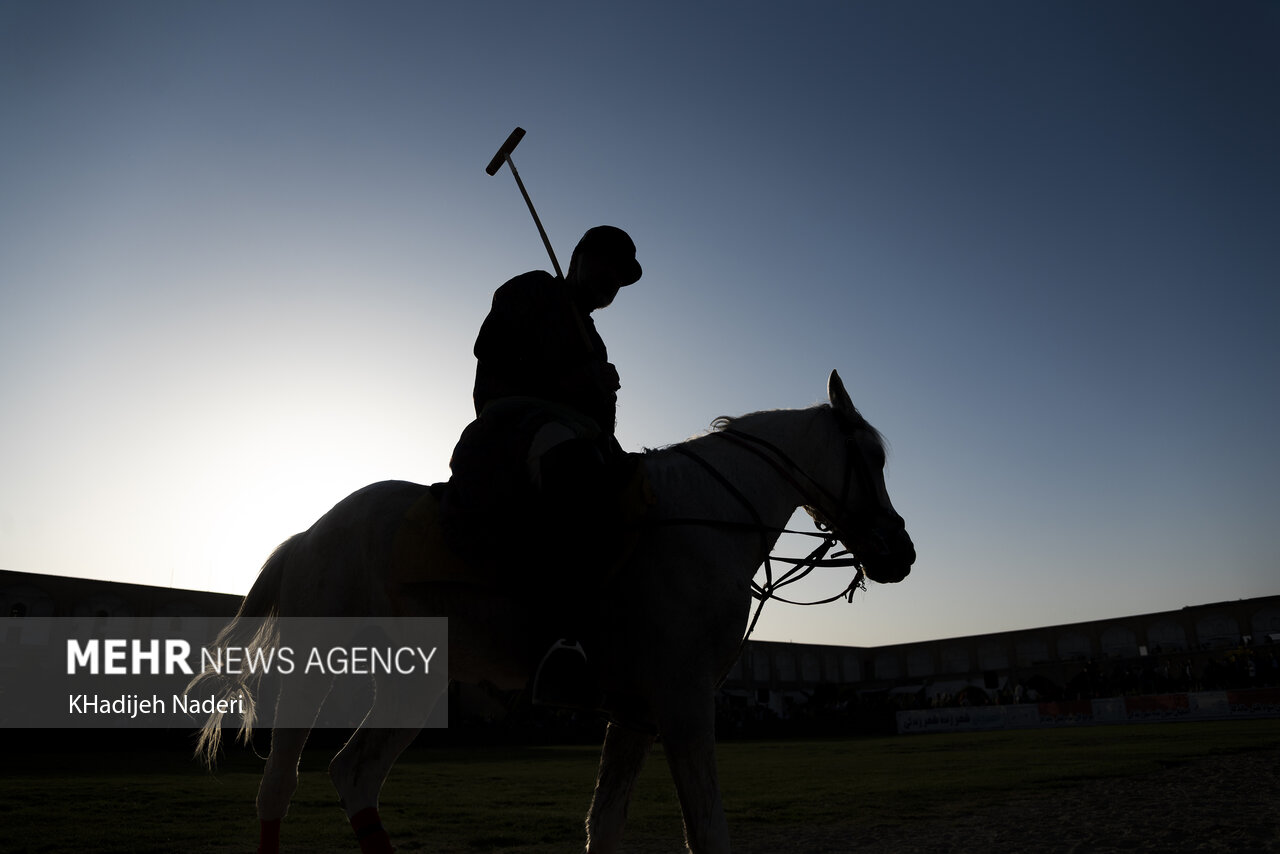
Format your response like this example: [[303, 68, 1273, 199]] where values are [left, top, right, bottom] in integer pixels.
[[658, 429, 870, 683]]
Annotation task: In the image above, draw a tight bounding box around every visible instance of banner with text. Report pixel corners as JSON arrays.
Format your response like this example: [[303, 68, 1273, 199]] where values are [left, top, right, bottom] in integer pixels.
[[897, 688, 1280, 734]]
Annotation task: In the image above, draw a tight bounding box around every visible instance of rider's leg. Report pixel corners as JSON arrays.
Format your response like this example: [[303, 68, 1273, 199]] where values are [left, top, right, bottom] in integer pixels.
[[528, 430, 619, 707]]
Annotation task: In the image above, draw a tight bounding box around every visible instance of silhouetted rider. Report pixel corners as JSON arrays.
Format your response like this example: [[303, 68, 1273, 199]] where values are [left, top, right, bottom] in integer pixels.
[[441, 226, 641, 706], [472, 225, 638, 437]]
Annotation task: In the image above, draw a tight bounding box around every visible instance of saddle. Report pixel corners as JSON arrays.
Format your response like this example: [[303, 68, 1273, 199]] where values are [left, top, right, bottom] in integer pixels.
[[388, 466, 654, 589]]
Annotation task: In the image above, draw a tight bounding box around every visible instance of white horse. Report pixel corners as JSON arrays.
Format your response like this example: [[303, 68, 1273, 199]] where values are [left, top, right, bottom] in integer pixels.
[[194, 370, 915, 854]]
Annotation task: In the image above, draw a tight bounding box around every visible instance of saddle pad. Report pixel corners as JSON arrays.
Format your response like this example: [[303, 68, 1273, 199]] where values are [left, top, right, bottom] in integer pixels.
[[388, 485, 473, 587]]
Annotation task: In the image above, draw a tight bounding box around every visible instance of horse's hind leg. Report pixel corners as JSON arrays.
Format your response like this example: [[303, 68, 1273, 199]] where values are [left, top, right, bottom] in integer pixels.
[[586, 722, 657, 854], [328, 725, 425, 854], [327, 675, 444, 854], [256, 727, 311, 854], [256, 677, 331, 854]]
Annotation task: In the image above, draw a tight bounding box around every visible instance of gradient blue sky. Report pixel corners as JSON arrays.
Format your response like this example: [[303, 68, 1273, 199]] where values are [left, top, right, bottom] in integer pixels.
[[2, 2, 1276, 646]]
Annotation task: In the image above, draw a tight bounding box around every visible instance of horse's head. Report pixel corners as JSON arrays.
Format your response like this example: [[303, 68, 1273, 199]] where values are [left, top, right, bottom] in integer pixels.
[[811, 370, 915, 584]]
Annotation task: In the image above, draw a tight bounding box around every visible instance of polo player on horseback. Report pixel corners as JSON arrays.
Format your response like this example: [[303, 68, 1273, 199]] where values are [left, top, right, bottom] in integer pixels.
[[440, 225, 642, 706]]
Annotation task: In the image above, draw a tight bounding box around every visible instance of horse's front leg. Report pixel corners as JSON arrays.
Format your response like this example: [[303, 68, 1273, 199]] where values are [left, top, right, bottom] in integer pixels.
[[660, 700, 730, 854], [586, 722, 657, 854]]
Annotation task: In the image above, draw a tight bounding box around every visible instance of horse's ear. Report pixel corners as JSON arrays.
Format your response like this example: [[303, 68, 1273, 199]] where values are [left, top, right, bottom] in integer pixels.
[[828, 369, 855, 417]]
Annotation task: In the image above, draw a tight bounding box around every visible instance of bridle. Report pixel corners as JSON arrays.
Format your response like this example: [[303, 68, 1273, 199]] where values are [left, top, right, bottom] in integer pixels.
[[717, 414, 887, 554], [661, 410, 893, 650]]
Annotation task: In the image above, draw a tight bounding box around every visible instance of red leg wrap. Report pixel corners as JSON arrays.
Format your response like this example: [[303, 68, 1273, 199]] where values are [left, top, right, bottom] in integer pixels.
[[257, 818, 282, 854], [350, 806, 395, 854]]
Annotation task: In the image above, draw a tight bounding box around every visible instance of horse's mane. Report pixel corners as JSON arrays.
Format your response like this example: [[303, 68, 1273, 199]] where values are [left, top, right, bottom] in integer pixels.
[[644, 402, 886, 463], [710, 403, 886, 456]]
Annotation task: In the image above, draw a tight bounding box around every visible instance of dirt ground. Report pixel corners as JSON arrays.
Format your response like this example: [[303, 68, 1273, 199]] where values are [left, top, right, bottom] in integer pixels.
[[625, 747, 1280, 854]]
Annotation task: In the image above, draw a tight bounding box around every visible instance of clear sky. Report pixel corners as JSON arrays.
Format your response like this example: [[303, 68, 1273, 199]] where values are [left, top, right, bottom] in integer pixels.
[[2, 2, 1277, 647]]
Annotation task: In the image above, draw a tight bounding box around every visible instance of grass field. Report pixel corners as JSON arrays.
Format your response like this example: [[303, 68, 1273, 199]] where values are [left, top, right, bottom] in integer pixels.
[[2, 719, 1278, 853]]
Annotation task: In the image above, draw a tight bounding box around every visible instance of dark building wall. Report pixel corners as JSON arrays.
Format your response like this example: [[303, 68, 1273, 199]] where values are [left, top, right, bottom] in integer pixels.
[[720, 595, 1280, 711], [1, 570, 239, 620]]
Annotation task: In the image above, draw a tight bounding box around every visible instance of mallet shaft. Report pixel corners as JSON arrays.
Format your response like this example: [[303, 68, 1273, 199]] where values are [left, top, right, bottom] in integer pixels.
[[505, 156, 563, 279]]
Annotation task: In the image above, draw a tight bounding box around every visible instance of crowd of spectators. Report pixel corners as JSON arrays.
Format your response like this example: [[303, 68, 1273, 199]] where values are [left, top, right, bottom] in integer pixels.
[[714, 640, 1280, 736], [1040, 643, 1278, 702]]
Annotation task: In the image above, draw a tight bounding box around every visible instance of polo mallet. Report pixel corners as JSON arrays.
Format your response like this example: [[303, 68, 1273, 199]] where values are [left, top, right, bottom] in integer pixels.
[[485, 127, 563, 278]]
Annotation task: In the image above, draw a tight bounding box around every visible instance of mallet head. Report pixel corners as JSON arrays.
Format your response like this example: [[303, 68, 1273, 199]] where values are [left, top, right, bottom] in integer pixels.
[[485, 127, 526, 176]]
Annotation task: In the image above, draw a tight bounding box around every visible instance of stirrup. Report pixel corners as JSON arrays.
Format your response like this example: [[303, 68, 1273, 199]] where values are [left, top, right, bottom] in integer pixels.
[[531, 639, 599, 709]]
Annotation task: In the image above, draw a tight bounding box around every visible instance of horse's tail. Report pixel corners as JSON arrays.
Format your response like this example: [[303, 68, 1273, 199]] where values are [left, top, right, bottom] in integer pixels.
[[191, 533, 298, 767]]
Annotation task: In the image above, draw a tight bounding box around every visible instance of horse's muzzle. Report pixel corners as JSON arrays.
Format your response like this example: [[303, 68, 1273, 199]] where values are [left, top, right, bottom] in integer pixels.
[[859, 524, 915, 584]]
